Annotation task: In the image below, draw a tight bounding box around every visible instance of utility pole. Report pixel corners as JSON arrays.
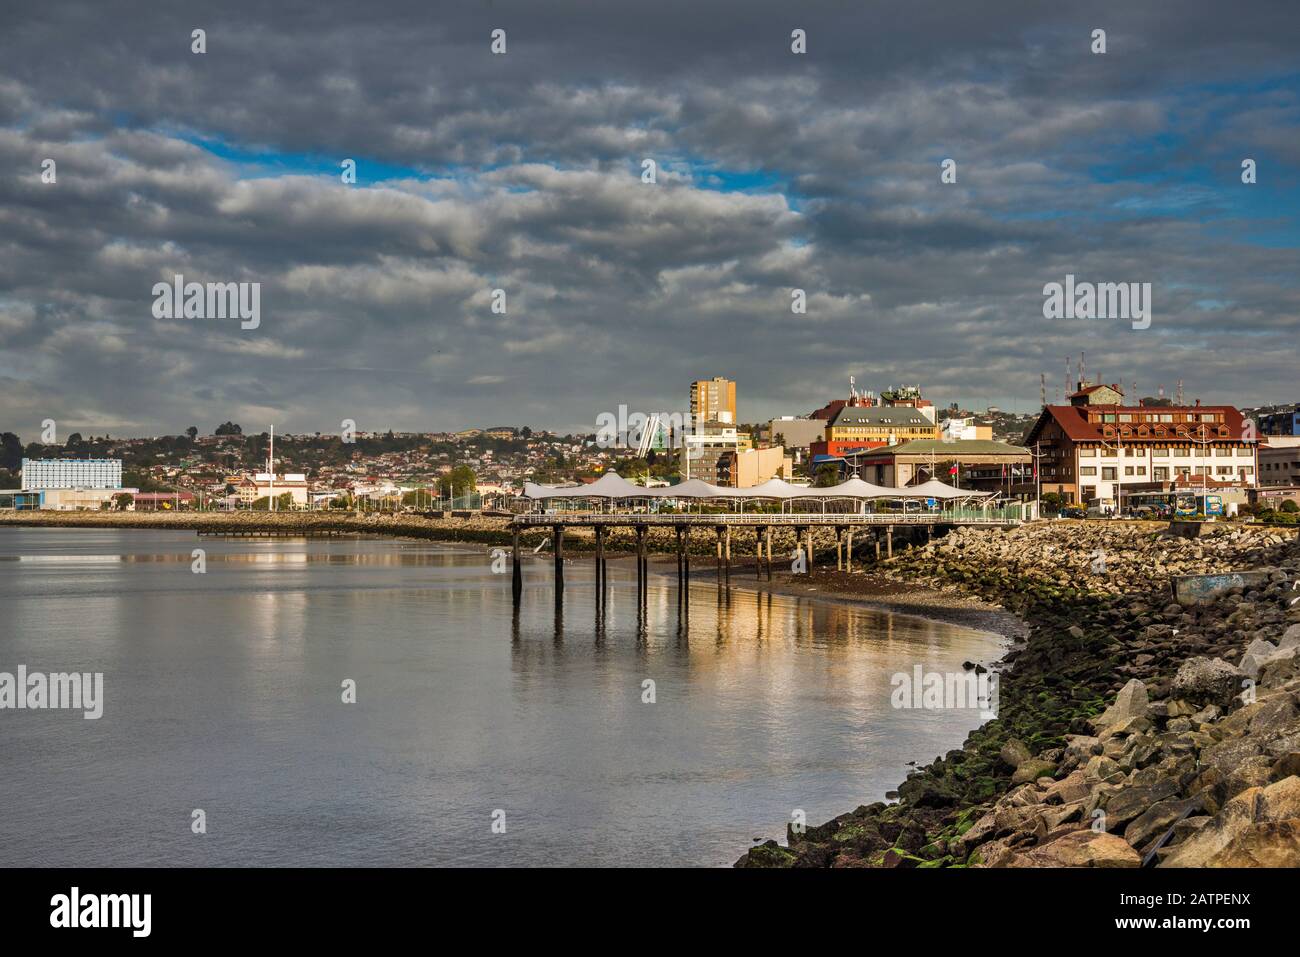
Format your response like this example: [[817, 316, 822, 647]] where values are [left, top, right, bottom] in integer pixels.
[[268, 425, 275, 512]]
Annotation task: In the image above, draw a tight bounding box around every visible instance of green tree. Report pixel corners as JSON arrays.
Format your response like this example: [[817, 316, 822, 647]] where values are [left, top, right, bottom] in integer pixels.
[[438, 465, 476, 497], [0, 432, 21, 471], [813, 463, 840, 487], [215, 421, 243, 436]]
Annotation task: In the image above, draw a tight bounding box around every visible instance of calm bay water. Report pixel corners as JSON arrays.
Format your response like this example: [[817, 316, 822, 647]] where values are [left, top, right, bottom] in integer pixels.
[[0, 527, 1004, 867]]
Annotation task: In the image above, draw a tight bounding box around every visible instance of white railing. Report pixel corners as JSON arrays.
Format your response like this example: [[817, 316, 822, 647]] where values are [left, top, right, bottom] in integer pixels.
[[512, 510, 1021, 526]]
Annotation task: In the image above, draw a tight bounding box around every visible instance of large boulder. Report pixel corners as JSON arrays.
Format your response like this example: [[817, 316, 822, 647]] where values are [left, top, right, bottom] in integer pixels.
[[999, 738, 1032, 768], [1093, 679, 1149, 730], [1195, 821, 1300, 867], [1161, 776, 1300, 867], [1124, 796, 1202, 850], [1172, 657, 1242, 708], [1104, 779, 1181, 829], [1011, 758, 1058, 785], [1279, 624, 1300, 651], [1000, 829, 1141, 868], [897, 775, 960, 808]]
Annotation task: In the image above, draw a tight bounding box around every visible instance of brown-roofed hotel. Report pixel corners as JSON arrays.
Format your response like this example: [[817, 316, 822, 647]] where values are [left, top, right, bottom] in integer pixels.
[[1023, 381, 1258, 506]]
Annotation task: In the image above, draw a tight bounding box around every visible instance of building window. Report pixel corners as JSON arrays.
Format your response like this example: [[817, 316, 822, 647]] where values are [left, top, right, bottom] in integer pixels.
[[1079, 466, 1097, 476], [1154, 467, 1169, 480], [1102, 467, 1117, 480]]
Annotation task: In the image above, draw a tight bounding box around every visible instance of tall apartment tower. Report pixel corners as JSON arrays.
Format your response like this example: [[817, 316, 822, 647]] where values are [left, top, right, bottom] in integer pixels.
[[689, 376, 737, 426]]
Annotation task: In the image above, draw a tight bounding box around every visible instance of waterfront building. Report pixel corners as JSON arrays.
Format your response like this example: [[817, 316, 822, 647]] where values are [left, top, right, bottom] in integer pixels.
[[810, 405, 940, 460], [1023, 382, 1257, 506], [1259, 436, 1300, 487], [849, 439, 1031, 492], [237, 472, 310, 507], [21, 458, 122, 490]]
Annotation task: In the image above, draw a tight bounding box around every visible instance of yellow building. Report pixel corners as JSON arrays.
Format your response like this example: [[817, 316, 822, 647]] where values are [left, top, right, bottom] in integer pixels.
[[689, 377, 737, 425]]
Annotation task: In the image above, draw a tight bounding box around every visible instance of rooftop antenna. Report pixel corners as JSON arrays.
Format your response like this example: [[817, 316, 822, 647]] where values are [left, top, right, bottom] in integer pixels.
[[1177, 379, 1184, 405], [1079, 351, 1086, 389], [1040, 373, 1047, 409], [1065, 356, 1071, 399]]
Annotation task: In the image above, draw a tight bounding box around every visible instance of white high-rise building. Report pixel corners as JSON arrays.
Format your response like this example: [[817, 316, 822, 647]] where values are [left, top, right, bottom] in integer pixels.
[[21, 458, 123, 490]]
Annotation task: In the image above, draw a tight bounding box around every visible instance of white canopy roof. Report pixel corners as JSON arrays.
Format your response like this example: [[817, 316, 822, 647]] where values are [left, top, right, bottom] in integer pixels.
[[905, 479, 990, 500], [523, 471, 642, 499], [644, 477, 735, 498], [817, 477, 899, 498], [523, 472, 990, 501], [731, 478, 805, 499]]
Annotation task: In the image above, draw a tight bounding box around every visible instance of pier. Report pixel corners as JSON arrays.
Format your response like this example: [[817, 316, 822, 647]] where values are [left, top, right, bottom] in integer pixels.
[[508, 508, 1023, 606]]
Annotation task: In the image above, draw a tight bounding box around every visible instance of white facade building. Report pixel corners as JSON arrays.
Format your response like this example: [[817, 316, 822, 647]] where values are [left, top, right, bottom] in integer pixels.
[[21, 458, 123, 490]]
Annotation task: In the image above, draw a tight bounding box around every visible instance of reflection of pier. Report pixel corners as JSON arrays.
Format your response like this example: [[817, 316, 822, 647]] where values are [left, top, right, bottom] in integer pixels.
[[508, 471, 1025, 607]]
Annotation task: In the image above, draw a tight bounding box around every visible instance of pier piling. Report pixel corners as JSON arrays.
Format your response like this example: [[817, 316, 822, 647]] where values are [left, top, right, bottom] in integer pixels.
[[553, 525, 565, 592], [512, 528, 522, 605]]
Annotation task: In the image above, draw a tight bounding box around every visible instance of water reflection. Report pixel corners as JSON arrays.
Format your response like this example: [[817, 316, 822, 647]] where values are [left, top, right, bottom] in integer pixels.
[[0, 528, 1006, 868]]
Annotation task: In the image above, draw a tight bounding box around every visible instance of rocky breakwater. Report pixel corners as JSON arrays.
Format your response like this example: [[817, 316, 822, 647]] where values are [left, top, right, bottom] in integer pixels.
[[738, 520, 1300, 867]]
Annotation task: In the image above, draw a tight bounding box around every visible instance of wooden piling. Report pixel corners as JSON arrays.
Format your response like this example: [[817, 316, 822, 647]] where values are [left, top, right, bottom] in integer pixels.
[[553, 525, 564, 591], [512, 527, 522, 605], [595, 524, 605, 595]]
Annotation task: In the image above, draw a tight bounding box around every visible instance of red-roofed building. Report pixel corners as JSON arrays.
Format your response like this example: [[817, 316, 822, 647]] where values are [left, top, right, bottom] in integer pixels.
[[132, 491, 196, 511], [1023, 383, 1258, 506]]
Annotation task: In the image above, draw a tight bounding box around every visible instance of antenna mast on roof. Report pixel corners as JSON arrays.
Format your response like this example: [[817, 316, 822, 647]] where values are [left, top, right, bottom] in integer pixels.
[[1079, 351, 1086, 390], [1040, 373, 1046, 409], [1177, 379, 1184, 405]]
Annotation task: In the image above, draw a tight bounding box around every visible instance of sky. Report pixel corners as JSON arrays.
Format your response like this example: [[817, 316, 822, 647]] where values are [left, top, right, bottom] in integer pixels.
[[0, 0, 1297, 438]]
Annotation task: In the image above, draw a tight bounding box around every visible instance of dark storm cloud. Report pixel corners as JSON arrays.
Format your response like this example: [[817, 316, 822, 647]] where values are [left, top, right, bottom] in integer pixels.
[[0, 0, 1297, 436]]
